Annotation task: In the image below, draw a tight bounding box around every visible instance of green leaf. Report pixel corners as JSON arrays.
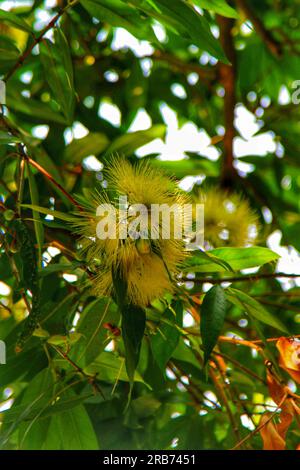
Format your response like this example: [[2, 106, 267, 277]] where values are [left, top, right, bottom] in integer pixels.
[[13, 219, 41, 349], [39, 261, 83, 277], [76, 298, 119, 366], [7, 93, 68, 124], [54, 28, 74, 90], [0, 35, 20, 73], [21, 204, 75, 222], [2, 372, 75, 424], [121, 303, 146, 385], [193, 0, 238, 18], [226, 288, 289, 333], [39, 29, 75, 124], [26, 162, 44, 264], [192, 249, 234, 272], [0, 9, 32, 33], [55, 392, 99, 450], [64, 132, 110, 163], [150, 301, 182, 373], [0, 131, 21, 144], [148, 157, 219, 179], [84, 351, 148, 386], [81, 0, 157, 43], [200, 285, 227, 364], [106, 125, 166, 156], [47, 332, 82, 346], [146, 0, 228, 62], [184, 247, 279, 273], [17, 368, 54, 449], [131, 394, 161, 418]]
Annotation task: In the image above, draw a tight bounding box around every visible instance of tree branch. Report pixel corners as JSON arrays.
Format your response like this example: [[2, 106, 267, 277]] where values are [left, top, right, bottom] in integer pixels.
[[150, 50, 216, 82], [4, 0, 79, 82], [217, 16, 237, 187], [184, 272, 300, 284], [26, 155, 83, 211]]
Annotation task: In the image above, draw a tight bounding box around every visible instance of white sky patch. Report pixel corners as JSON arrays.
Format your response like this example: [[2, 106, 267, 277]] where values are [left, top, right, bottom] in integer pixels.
[[96, 29, 109, 43], [98, 102, 121, 127], [240, 414, 255, 430], [104, 340, 115, 352], [262, 206, 273, 224], [200, 52, 209, 65], [240, 21, 254, 36], [152, 22, 167, 43], [233, 159, 255, 175], [21, 90, 30, 98], [171, 412, 182, 419], [278, 85, 291, 105], [1, 1, 33, 10], [267, 230, 300, 289], [166, 368, 176, 380], [83, 96, 95, 109], [32, 125, 49, 139], [20, 71, 33, 84], [83, 155, 103, 171], [128, 108, 152, 132], [72, 312, 81, 328], [42, 251, 52, 264], [203, 391, 219, 408], [0, 398, 14, 413], [234, 126, 276, 158], [64, 122, 89, 144], [104, 70, 119, 83], [210, 25, 219, 39], [73, 122, 89, 138], [0, 281, 11, 296], [45, 0, 56, 7], [3, 388, 13, 399], [202, 282, 213, 292], [34, 8, 53, 31], [183, 311, 194, 327], [234, 104, 276, 159], [179, 175, 205, 191], [48, 246, 61, 257], [137, 104, 220, 161], [234, 104, 261, 139], [187, 72, 199, 86], [171, 83, 187, 100], [140, 58, 153, 77], [111, 28, 154, 57], [62, 274, 78, 283]]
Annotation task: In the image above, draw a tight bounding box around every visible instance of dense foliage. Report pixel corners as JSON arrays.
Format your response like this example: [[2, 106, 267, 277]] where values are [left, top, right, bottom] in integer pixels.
[[0, 0, 300, 451]]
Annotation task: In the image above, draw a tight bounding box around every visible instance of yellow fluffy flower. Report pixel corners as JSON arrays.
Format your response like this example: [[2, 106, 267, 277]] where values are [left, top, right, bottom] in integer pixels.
[[194, 187, 259, 248], [73, 158, 189, 307]]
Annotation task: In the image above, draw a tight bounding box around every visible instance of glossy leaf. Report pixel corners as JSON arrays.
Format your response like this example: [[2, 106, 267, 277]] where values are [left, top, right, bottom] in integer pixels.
[[200, 285, 227, 364]]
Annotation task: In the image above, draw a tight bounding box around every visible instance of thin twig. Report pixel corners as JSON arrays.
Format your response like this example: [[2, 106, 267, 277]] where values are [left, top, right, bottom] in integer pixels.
[[209, 366, 242, 444], [148, 50, 216, 81], [26, 156, 83, 211], [185, 272, 300, 284], [212, 350, 266, 384], [51, 344, 105, 398], [230, 393, 287, 450], [217, 15, 237, 187]]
